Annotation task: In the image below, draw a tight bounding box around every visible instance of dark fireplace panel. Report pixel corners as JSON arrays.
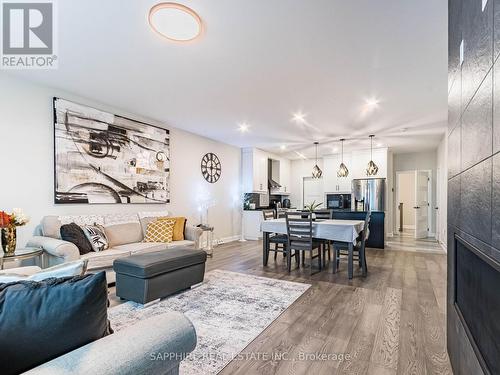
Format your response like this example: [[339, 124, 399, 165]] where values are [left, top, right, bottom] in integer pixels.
[[455, 238, 500, 375]]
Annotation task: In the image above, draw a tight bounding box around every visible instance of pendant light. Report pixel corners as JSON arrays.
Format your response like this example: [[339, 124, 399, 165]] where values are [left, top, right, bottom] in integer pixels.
[[337, 138, 349, 178], [366, 135, 379, 176], [312, 142, 323, 178]]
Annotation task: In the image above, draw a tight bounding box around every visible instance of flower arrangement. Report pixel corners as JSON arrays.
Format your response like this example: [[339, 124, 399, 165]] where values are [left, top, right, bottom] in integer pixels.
[[0, 208, 30, 228], [1, 208, 29, 254]]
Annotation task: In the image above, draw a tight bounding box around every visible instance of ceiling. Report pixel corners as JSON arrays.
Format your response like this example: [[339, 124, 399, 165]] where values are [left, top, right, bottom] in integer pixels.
[[6, 0, 448, 159]]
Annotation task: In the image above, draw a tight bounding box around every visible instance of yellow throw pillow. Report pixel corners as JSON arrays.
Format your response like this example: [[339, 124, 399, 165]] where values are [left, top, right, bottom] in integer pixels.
[[157, 216, 186, 241], [143, 218, 176, 243]]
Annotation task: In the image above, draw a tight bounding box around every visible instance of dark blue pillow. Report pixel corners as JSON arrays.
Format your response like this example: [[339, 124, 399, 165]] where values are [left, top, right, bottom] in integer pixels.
[[0, 272, 112, 375]]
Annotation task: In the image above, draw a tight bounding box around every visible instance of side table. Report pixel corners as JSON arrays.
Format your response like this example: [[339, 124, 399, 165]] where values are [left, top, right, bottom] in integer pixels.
[[197, 224, 214, 257], [0, 247, 44, 270]]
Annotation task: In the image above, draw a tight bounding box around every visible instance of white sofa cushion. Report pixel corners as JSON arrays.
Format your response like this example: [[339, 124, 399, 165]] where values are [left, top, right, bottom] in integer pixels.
[[0, 261, 86, 283], [81, 249, 131, 270], [104, 222, 143, 247], [113, 242, 169, 254], [167, 240, 195, 249]]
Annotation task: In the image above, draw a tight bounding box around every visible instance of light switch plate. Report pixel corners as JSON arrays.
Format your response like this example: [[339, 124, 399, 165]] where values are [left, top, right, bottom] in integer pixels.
[[482, 0, 488, 12], [460, 39, 464, 66]]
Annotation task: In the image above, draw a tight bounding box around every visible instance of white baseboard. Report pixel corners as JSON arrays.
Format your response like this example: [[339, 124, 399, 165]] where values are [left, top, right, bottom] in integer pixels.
[[439, 241, 447, 252], [387, 232, 394, 237], [403, 225, 415, 230], [216, 235, 241, 244]]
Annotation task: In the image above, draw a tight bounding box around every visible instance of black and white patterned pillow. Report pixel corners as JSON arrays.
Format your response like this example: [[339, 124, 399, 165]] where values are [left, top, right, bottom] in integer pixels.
[[81, 224, 109, 252]]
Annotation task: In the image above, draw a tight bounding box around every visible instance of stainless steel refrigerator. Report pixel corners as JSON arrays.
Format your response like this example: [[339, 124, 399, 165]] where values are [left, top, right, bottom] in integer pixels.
[[351, 178, 386, 212]]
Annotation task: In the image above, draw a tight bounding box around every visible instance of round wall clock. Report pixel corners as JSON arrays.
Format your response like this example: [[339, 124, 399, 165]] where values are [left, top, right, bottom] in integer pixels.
[[201, 153, 221, 183]]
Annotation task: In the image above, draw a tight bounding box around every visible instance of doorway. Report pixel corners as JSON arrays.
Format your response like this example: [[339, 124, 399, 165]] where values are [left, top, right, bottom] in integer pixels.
[[395, 170, 432, 239]]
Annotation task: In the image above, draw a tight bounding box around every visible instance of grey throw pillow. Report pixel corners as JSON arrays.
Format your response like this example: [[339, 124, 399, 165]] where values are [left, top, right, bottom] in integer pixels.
[[81, 224, 109, 252]]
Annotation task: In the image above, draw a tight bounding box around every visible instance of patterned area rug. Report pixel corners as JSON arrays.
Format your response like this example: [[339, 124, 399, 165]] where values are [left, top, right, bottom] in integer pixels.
[[108, 270, 310, 375]]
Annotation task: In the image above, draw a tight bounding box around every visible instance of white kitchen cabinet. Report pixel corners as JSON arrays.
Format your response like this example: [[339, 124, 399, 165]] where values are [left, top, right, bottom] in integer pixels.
[[323, 154, 352, 193], [243, 210, 264, 240], [278, 157, 291, 195], [242, 148, 269, 193]]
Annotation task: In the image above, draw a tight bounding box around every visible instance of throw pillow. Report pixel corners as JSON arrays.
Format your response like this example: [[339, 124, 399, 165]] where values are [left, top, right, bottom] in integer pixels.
[[167, 217, 187, 241], [81, 224, 109, 252], [104, 222, 143, 248], [0, 272, 112, 375], [143, 218, 176, 243], [0, 260, 87, 283], [60, 223, 93, 255]]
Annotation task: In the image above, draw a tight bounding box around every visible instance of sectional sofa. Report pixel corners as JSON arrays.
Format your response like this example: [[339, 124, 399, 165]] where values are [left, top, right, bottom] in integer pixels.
[[27, 211, 203, 282]]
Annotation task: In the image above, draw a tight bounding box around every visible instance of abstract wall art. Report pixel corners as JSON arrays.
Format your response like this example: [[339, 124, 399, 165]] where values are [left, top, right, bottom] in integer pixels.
[[54, 98, 170, 204]]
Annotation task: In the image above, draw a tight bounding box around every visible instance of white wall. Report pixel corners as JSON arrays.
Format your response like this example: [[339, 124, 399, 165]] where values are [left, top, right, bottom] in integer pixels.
[[436, 135, 447, 249], [0, 74, 241, 247], [289, 159, 325, 209], [392, 150, 438, 235]]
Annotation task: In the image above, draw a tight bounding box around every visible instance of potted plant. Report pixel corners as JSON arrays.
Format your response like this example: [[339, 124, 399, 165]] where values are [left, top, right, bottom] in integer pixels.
[[304, 201, 322, 220], [0, 208, 29, 255]]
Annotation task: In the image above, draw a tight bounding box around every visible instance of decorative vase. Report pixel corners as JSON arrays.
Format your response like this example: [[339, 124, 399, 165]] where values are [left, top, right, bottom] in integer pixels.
[[1, 226, 17, 255]]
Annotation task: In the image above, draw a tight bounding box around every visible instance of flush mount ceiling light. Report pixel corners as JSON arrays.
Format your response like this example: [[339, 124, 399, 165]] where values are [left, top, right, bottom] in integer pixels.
[[366, 135, 379, 176], [312, 142, 323, 179], [337, 139, 349, 178], [149, 3, 202, 42]]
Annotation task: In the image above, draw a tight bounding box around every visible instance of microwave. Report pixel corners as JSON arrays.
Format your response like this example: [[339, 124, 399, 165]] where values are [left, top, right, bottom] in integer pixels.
[[326, 194, 351, 210]]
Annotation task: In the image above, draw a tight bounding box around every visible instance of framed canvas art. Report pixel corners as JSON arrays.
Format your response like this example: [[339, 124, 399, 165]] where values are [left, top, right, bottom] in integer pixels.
[[53, 98, 170, 204]]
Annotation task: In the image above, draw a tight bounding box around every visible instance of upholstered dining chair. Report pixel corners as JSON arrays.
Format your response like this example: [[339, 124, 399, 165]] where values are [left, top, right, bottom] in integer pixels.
[[333, 211, 370, 277], [285, 211, 323, 275], [313, 209, 333, 262]]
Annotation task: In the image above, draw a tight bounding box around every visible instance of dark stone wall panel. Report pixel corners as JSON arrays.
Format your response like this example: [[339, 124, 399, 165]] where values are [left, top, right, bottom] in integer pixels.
[[461, 0, 493, 108], [461, 70, 493, 171], [459, 157, 492, 244]]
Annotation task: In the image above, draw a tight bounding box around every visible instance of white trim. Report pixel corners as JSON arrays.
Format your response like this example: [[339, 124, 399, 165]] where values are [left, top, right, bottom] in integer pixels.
[[403, 224, 415, 229], [387, 231, 394, 237], [217, 235, 241, 244], [439, 241, 447, 252]]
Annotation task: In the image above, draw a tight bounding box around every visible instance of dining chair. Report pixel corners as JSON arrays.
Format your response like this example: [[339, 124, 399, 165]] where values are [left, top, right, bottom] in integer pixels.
[[333, 211, 370, 277], [313, 209, 333, 262], [262, 209, 297, 268], [285, 211, 322, 275]]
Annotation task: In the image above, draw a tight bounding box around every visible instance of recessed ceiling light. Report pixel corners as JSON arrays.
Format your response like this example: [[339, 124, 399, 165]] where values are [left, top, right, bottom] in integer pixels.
[[292, 111, 306, 123], [280, 145, 287, 151], [365, 98, 380, 107], [332, 147, 339, 153], [376, 143, 382, 147], [238, 123, 249, 133], [149, 3, 202, 42]]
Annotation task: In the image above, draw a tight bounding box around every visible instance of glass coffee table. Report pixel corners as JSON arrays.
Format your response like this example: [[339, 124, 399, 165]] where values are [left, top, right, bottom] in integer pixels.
[[0, 247, 44, 270]]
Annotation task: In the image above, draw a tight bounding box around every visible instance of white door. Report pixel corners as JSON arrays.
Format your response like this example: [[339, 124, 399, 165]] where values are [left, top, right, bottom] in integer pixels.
[[415, 171, 429, 239], [303, 177, 324, 209]]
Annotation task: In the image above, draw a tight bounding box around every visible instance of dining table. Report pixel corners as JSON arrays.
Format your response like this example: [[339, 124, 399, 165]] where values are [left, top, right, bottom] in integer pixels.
[[261, 218, 365, 279]]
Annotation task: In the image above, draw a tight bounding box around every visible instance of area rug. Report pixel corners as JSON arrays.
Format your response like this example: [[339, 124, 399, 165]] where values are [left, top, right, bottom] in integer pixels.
[[108, 269, 311, 375]]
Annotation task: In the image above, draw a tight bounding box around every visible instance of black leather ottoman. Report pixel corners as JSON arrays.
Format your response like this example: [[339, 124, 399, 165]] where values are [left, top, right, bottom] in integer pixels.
[[113, 248, 207, 304]]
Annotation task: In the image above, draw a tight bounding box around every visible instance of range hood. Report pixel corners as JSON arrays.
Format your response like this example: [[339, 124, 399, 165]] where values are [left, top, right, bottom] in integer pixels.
[[268, 178, 281, 189]]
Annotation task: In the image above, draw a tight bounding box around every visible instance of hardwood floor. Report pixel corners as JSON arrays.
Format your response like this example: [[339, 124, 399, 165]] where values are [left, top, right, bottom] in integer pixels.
[[109, 237, 452, 375]]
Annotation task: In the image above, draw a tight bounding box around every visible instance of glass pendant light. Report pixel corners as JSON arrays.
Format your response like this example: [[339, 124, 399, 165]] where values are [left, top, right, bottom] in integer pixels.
[[366, 135, 379, 176], [337, 138, 349, 177], [312, 142, 323, 178]]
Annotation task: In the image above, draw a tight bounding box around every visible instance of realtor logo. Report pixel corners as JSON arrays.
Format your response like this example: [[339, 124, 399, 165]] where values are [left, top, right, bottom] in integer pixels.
[[1, 0, 57, 69]]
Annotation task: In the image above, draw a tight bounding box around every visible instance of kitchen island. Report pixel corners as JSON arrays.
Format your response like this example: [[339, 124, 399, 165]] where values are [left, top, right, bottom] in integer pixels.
[[332, 210, 385, 249]]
